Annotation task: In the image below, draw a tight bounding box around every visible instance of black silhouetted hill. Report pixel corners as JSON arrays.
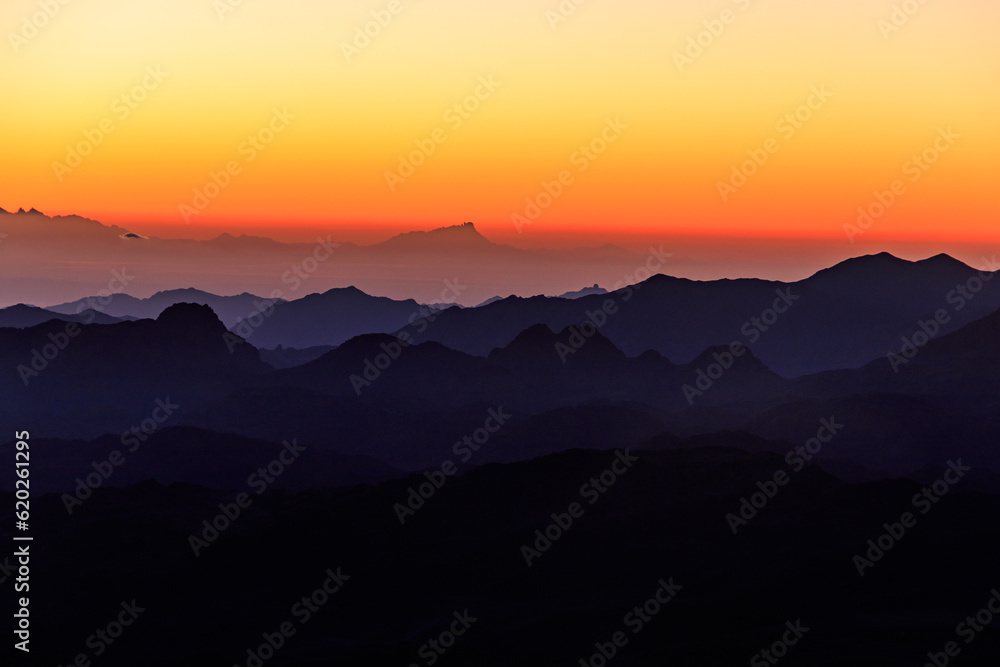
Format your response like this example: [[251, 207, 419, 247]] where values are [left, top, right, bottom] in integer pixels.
[[370, 221, 495, 252], [0, 303, 269, 438], [49, 288, 287, 329], [5, 445, 999, 666], [0, 303, 128, 327], [232, 287, 430, 349], [36, 252, 996, 378], [1, 426, 398, 495], [404, 254, 1000, 377], [4, 299, 999, 476]]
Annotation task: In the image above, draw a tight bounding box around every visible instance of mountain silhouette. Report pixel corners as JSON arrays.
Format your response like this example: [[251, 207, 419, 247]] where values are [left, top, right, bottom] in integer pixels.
[[233, 287, 430, 349], [0, 303, 128, 328], [403, 253, 1000, 376], [8, 444, 999, 666], [3, 263, 999, 478], [5, 426, 398, 495], [0, 211, 666, 308], [0, 303, 268, 438], [371, 221, 494, 252], [556, 283, 608, 299], [49, 288, 287, 329]]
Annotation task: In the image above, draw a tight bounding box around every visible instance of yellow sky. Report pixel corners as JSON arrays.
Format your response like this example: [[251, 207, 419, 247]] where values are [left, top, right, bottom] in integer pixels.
[[1, 0, 997, 243]]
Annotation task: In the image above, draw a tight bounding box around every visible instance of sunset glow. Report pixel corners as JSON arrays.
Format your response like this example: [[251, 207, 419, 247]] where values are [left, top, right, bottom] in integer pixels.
[[1, 0, 997, 245]]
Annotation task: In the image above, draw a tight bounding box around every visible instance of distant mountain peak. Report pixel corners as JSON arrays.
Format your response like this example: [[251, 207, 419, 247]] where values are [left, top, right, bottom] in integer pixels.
[[15, 207, 44, 215], [556, 284, 608, 299], [151, 287, 213, 299], [212, 232, 245, 242], [155, 302, 226, 334], [635, 273, 687, 288], [806, 252, 909, 281], [207, 232, 281, 245], [919, 253, 972, 270], [842, 252, 904, 265], [313, 285, 367, 299], [474, 295, 508, 308], [808, 252, 974, 283], [376, 221, 493, 250], [425, 221, 486, 238], [508, 323, 557, 345], [688, 344, 772, 377], [490, 322, 627, 367]]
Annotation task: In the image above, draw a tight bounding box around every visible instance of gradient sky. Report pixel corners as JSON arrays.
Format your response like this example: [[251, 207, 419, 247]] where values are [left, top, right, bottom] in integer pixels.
[[1, 0, 998, 246]]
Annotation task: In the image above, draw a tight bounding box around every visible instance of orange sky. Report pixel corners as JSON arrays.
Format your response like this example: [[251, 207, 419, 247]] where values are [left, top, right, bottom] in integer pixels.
[[1, 0, 998, 248]]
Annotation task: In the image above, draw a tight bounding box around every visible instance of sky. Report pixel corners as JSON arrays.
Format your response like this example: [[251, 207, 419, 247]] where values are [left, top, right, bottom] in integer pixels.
[[1, 0, 998, 249]]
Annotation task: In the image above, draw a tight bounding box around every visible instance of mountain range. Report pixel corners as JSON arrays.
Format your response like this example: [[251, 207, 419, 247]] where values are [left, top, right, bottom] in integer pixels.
[[6, 250, 993, 378], [0, 210, 654, 309], [2, 221, 998, 664], [2, 290, 997, 479], [47, 288, 287, 329]]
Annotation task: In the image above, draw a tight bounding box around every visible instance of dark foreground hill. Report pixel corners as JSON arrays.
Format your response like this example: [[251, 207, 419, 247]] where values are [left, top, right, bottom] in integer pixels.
[[3, 447, 998, 666], [0, 303, 269, 438], [0, 427, 399, 495]]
